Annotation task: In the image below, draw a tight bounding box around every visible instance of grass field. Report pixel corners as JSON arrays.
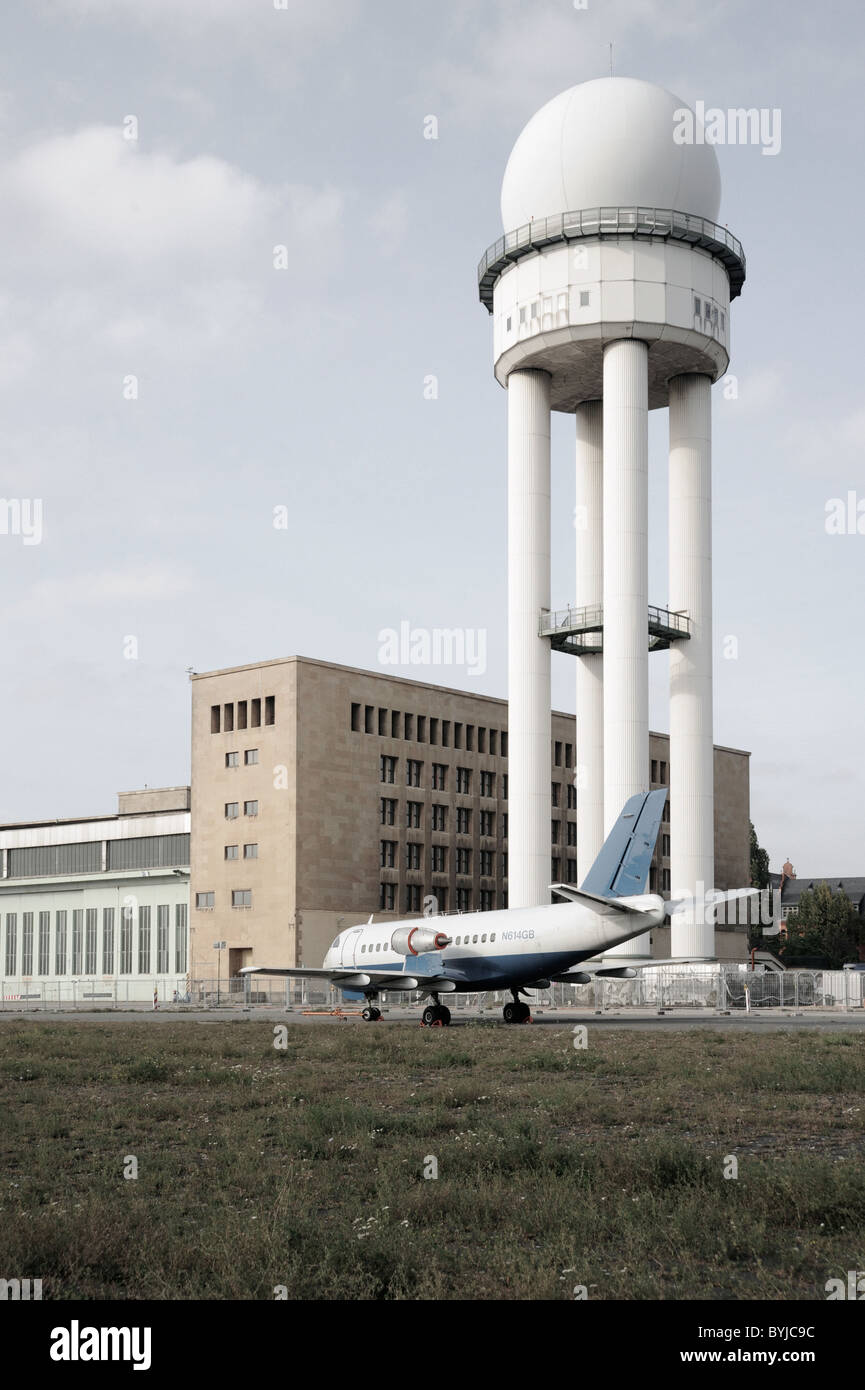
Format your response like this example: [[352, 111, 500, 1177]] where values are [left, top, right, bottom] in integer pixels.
[[1, 1019, 864, 1300]]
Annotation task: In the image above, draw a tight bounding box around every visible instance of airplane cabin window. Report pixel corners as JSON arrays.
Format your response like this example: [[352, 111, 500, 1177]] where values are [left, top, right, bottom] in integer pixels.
[[481, 933, 487, 943], [472, 934, 478, 944], [490, 933, 496, 942]]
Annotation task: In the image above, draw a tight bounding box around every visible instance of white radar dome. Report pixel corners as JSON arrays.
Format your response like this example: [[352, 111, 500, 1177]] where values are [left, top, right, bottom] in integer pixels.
[[500, 77, 721, 230]]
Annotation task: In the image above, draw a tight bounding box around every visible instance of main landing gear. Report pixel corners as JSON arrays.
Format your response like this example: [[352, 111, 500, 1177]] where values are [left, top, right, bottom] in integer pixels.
[[361, 1004, 382, 1022], [420, 993, 451, 1027], [503, 990, 532, 1024]]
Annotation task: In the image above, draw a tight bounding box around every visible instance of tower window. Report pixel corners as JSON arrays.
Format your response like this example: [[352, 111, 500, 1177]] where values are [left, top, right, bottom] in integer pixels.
[[580, 291, 590, 307]]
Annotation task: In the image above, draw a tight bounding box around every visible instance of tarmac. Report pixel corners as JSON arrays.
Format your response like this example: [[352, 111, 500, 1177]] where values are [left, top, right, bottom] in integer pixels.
[[1, 1006, 864, 1031]]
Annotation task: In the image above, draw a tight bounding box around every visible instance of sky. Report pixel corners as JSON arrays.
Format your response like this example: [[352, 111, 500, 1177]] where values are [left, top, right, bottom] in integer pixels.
[[0, 0, 862, 874]]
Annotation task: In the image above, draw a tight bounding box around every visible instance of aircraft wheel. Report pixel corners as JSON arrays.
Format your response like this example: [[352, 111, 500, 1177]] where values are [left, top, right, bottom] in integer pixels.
[[503, 1001, 520, 1024], [362, 1006, 375, 1022], [438, 1006, 451, 1026], [422, 1005, 438, 1027]]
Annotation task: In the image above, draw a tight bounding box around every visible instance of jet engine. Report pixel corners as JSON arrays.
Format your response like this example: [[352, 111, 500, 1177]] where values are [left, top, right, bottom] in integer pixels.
[[391, 925, 452, 956]]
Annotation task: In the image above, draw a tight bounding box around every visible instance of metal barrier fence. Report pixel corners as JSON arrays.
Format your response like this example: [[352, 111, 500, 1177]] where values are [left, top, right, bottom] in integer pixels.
[[0, 969, 863, 1013]]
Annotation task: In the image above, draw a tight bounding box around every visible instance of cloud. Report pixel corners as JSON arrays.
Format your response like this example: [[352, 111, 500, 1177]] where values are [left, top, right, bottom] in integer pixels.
[[0, 125, 346, 371], [20, 565, 197, 615], [44, 0, 359, 47]]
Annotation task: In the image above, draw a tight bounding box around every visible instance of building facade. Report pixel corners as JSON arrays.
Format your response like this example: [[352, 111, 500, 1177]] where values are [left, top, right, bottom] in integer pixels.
[[0, 787, 190, 1002], [190, 656, 751, 978]]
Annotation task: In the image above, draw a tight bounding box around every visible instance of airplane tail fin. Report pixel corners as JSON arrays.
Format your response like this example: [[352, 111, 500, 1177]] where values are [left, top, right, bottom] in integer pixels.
[[579, 789, 667, 898]]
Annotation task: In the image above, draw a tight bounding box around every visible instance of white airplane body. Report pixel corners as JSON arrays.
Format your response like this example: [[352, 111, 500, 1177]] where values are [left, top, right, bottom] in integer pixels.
[[243, 788, 673, 1024]]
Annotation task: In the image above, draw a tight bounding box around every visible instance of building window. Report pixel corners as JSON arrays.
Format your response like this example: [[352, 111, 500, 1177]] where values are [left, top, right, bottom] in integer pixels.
[[554, 741, 562, 766], [503, 774, 508, 800], [225, 844, 239, 860], [406, 759, 423, 787], [244, 800, 259, 817], [251, 698, 261, 727], [430, 717, 439, 745], [54, 911, 66, 975], [391, 710, 400, 738], [480, 850, 494, 877], [22, 912, 33, 976], [365, 705, 374, 734], [406, 801, 422, 829], [565, 744, 573, 769], [434, 887, 448, 912], [567, 783, 577, 810], [457, 807, 471, 835], [137, 906, 151, 974], [223, 703, 234, 733], [480, 810, 495, 837], [480, 889, 495, 912], [662, 834, 671, 857], [85, 908, 98, 975], [72, 909, 83, 974], [157, 905, 170, 974], [237, 701, 248, 730], [405, 885, 422, 913], [456, 887, 472, 912], [478, 728, 486, 753], [580, 290, 590, 307], [503, 814, 508, 838], [551, 781, 560, 807], [175, 904, 188, 974], [466, 725, 475, 752], [552, 857, 561, 880], [567, 859, 577, 883], [501, 732, 508, 757], [211, 705, 221, 734], [651, 759, 658, 782], [38, 911, 50, 976], [489, 730, 497, 756], [417, 716, 427, 743], [380, 755, 397, 784], [119, 908, 133, 975], [480, 771, 495, 798], [551, 821, 560, 844], [232, 890, 252, 908], [456, 847, 472, 875], [404, 713, 414, 740], [442, 720, 450, 748], [454, 723, 463, 750], [567, 821, 577, 846], [380, 840, 397, 868], [244, 844, 259, 860], [225, 802, 239, 819], [456, 767, 472, 795], [379, 882, 396, 911], [406, 842, 422, 870], [226, 751, 239, 768], [380, 797, 396, 825], [661, 868, 671, 893], [196, 892, 215, 910], [432, 804, 448, 832], [378, 708, 387, 736], [245, 749, 259, 765], [431, 763, 447, 791], [650, 865, 658, 892], [431, 845, 447, 873], [660, 761, 668, 784], [265, 696, 275, 725], [102, 907, 114, 975]]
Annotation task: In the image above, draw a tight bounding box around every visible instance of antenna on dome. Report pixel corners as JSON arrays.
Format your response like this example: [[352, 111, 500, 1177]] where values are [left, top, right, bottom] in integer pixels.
[[609, 43, 613, 77]]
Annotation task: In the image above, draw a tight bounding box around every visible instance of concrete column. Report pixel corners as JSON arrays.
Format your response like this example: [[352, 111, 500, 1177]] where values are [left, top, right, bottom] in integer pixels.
[[574, 400, 604, 885], [669, 373, 714, 959], [507, 368, 552, 909], [602, 339, 650, 956]]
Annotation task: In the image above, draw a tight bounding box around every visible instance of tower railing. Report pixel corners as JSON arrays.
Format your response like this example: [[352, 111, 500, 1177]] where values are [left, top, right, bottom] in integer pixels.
[[539, 603, 691, 654], [478, 206, 746, 311]]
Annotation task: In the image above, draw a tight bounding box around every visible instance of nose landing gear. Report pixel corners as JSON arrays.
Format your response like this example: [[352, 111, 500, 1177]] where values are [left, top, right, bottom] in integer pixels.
[[362, 1004, 382, 1022]]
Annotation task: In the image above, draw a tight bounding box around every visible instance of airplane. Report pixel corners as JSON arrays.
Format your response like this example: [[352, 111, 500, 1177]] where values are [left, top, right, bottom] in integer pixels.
[[241, 787, 686, 1026]]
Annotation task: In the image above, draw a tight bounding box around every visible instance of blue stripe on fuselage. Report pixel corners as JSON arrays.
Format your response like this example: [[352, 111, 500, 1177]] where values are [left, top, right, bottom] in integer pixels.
[[339, 949, 588, 996]]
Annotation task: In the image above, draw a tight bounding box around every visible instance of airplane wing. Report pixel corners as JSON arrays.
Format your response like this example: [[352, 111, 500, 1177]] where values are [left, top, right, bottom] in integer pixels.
[[239, 965, 423, 990]]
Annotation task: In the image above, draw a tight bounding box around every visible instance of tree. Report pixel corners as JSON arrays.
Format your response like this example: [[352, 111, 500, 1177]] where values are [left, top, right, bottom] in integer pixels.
[[781, 882, 861, 969], [749, 822, 770, 890]]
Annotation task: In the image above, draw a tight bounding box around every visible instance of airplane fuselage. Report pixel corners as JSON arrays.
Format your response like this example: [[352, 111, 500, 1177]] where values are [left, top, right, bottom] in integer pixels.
[[322, 895, 665, 995]]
